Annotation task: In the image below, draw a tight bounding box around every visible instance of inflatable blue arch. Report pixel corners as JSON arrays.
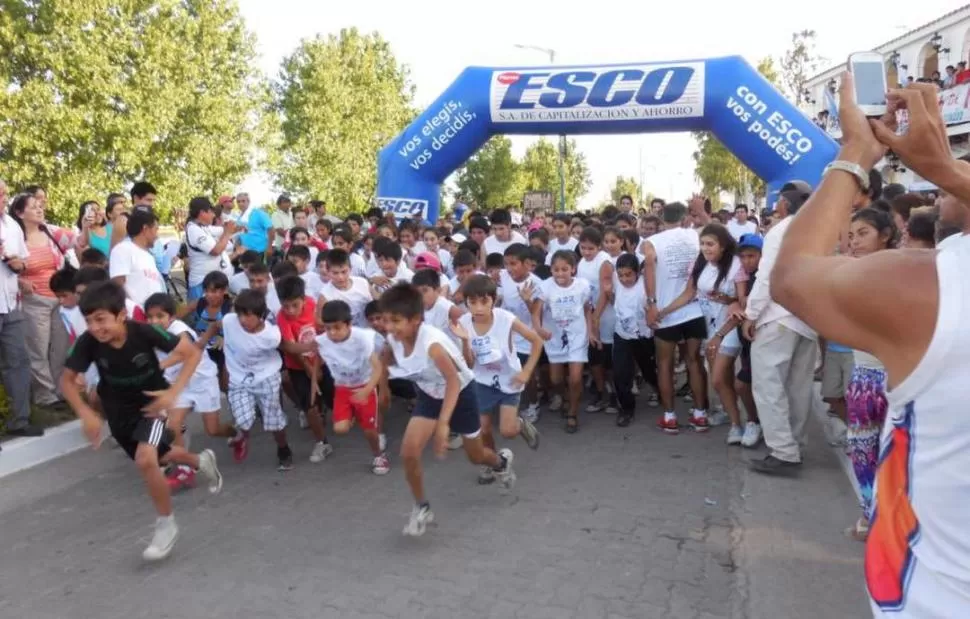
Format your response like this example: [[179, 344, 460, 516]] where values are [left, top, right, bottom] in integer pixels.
[[376, 55, 839, 222]]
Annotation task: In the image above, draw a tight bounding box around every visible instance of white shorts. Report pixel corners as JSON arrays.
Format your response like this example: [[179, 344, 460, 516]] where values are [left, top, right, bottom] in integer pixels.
[[175, 384, 221, 414]]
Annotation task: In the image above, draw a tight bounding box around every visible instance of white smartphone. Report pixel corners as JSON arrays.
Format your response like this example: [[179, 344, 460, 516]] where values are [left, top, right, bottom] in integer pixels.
[[848, 52, 888, 117]]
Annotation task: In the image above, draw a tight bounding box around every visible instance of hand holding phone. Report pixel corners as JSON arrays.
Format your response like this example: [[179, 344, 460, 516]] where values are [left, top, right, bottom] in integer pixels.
[[848, 52, 888, 117]]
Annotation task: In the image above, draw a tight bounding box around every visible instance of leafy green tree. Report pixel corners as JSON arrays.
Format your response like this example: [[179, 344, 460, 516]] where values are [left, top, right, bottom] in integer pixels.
[[454, 136, 522, 209], [0, 0, 267, 223], [519, 138, 591, 212], [692, 58, 780, 203], [781, 30, 821, 104], [609, 176, 641, 206], [271, 28, 416, 216]]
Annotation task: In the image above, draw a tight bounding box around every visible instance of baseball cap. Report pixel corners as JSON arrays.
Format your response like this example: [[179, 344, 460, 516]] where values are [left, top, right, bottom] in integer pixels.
[[449, 233, 467, 243], [414, 251, 442, 272], [775, 179, 812, 213], [738, 233, 763, 251]]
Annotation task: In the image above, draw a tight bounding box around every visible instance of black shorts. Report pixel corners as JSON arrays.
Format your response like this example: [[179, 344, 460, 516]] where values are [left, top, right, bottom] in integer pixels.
[[388, 378, 416, 399], [207, 348, 225, 371], [737, 343, 753, 384], [587, 343, 613, 368], [108, 414, 174, 461], [288, 367, 335, 412], [654, 316, 707, 343], [516, 349, 549, 369], [412, 383, 481, 436]]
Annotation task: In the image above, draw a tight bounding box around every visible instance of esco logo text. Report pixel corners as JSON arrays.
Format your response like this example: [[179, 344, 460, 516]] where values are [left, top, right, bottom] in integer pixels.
[[378, 197, 428, 217]]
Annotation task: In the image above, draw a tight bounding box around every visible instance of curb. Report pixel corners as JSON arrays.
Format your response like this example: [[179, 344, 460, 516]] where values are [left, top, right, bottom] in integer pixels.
[[0, 420, 89, 479]]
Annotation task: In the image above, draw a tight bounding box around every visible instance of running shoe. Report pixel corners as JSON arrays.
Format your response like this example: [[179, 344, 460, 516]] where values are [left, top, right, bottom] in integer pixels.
[[309, 441, 333, 463], [447, 433, 463, 450], [647, 392, 660, 407], [689, 413, 711, 433], [372, 453, 390, 475], [585, 397, 605, 413], [519, 416, 540, 450], [548, 394, 564, 413], [277, 446, 294, 471], [165, 465, 194, 492], [478, 465, 496, 485], [604, 396, 619, 415], [741, 422, 762, 448], [403, 504, 434, 536], [228, 430, 248, 462], [708, 409, 729, 427], [726, 425, 744, 445], [657, 415, 680, 435], [142, 516, 178, 562], [522, 403, 540, 424], [298, 410, 309, 429], [197, 449, 223, 494], [494, 448, 516, 491]]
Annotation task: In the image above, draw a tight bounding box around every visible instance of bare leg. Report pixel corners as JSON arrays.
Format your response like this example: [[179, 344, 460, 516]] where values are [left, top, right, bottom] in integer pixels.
[[400, 417, 435, 504], [134, 443, 173, 516], [684, 338, 709, 410], [655, 339, 677, 411], [713, 354, 742, 426]]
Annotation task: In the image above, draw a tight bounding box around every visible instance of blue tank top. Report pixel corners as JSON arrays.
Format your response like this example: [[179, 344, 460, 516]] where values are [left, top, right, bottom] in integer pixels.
[[89, 224, 112, 257]]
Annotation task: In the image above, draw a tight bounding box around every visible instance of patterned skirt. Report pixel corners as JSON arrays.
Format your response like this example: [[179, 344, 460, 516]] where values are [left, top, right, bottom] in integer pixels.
[[844, 366, 889, 521]]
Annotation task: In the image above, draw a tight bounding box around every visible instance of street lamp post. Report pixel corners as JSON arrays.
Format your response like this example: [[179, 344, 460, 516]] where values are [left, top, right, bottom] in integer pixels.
[[514, 43, 566, 213]]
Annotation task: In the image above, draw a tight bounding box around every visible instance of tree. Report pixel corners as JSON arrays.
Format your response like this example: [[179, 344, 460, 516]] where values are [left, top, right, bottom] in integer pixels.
[[780, 30, 821, 104], [271, 28, 416, 216], [609, 176, 641, 206], [692, 58, 781, 204], [455, 136, 522, 209], [519, 138, 591, 211], [0, 0, 268, 224]]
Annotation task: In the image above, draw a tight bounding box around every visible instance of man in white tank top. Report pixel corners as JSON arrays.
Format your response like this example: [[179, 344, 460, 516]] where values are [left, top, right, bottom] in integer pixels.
[[771, 76, 970, 617], [643, 202, 711, 434]]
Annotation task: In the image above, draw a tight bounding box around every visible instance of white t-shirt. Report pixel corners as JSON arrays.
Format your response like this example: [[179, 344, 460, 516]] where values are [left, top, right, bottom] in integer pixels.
[[695, 256, 748, 338], [613, 276, 651, 339], [300, 271, 325, 302], [386, 323, 474, 399], [109, 238, 165, 308], [316, 327, 376, 387], [271, 210, 293, 249], [0, 214, 27, 313], [229, 271, 250, 295], [726, 219, 758, 241], [539, 277, 591, 358], [264, 286, 282, 322], [319, 277, 372, 327], [576, 250, 615, 344], [59, 305, 99, 386], [222, 313, 282, 386], [348, 251, 368, 277], [458, 308, 523, 394], [646, 228, 703, 329], [545, 237, 579, 264], [484, 232, 527, 258], [372, 263, 413, 294], [184, 222, 232, 287], [362, 251, 380, 277], [499, 270, 542, 355], [424, 296, 462, 346], [158, 319, 218, 385]]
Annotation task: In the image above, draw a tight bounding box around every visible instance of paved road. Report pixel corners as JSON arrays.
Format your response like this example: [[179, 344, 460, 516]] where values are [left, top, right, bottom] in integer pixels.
[[0, 398, 870, 619]]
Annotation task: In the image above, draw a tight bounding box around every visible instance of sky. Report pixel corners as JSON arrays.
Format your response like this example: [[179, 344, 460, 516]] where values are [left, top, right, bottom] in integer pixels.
[[235, 0, 961, 209]]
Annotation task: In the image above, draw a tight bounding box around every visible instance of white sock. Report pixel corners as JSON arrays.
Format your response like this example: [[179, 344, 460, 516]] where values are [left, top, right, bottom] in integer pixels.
[[664, 411, 677, 422], [158, 514, 175, 525], [693, 408, 707, 419]]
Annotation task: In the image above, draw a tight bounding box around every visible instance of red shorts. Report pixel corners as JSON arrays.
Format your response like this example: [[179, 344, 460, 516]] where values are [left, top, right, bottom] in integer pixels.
[[333, 385, 379, 431]]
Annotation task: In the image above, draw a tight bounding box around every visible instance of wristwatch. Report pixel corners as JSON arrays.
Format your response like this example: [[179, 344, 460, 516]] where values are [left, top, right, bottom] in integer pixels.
[[647, 296, 657, 305], [823, 160, 869, 192]]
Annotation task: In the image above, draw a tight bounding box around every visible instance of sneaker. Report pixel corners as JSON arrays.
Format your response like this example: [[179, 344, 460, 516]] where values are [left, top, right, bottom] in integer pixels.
[[197, 449, 223, 494], [647, 392, 660, 407], [379, 433, 388, 453], [142, 516, 178, 561], [277, 446, 294, 471], [726, 425, 744, 445], [826, 415, 848, 447], [708, 409, 729, 427], [741, 422, 762, 448], [689, 413, 710, 433], [548, 394, 564, 412], [298, 410, 309, 429], [477, 465, 496, 484], [749, 455, 802, 475], [585, 397, 605, 413], [631, 379, 640, 395], [494, 448, 516, 491], [522, 403, 540, 424], [309, 441, 334, 463], [674, 360, 686, 374], [228, 430, 248, 463], [165, 465, 194, 492], [372, 453, 390, 475], [447, 433, 463, 450], [403, 503, 434, 537], [657, 415, 679, 435], [604, 398, 619, 415], [518, 416, 540, 450], [675, 382, 692, 402]]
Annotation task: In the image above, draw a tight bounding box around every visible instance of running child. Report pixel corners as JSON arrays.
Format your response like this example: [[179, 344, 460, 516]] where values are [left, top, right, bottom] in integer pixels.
[[275, 276, 333, 464], [453, 275, 541, 485], [60, 281, 222, 562], [577, 227, 618, 414], [370, 237, 413, 297], [733, 233, 762, 447], [222, 289, 294, 470], [52, 269, 100, 407], [366, 299, 415, 426], [318, 248, 372, 327], [316, 300, 389, 475], [330, 226, 368, 277], [245, 263, 281, 321], [229, 250, 260, 295], [529, 250, 594, 433], [144, 292, 238, 491], [545, 213, 579, 265], [611, 254, 660, 426], [448, 249, 479, 302], [380, 283, 515, 537], [500, 243, 546, 421], [181, 270, 232, 391], [286, 244, 323, 301]]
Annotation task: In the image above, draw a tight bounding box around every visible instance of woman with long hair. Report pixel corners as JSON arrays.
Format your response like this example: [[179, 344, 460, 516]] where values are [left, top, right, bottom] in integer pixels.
[[75, 200, 111, 258], [10, 192, 75, 408], [843, 207, 897, 541], [655, 223, 750, 444]]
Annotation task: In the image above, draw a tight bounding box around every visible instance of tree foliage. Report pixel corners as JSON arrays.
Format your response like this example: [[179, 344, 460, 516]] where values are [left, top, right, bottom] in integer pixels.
[[271, 28, 416, 216], [454, 136, 522, 209], [780, 30, 820, 103], [692, 58, 780, 204], [518, 138, 591, 211], [0, 0, 267, 223], [609, 176, 641, 206]]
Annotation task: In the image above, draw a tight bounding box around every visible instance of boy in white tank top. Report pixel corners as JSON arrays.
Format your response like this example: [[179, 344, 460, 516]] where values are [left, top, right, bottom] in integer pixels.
[[378, 283, 516, 538]]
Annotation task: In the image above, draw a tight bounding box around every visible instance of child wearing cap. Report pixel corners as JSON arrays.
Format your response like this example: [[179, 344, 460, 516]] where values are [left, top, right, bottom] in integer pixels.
[[734, 233, 763, 447]]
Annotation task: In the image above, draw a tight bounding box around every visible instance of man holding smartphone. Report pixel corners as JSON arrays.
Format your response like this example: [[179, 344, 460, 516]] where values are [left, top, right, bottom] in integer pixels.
[[0, 179, 40, 438]]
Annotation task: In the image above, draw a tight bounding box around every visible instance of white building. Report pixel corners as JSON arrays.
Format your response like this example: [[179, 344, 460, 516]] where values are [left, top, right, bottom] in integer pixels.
[[803, 4, 970, 191]]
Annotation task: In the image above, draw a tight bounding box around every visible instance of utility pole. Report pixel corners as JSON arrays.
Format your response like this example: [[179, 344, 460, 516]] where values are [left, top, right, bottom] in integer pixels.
[[515, 43, 566, 212]]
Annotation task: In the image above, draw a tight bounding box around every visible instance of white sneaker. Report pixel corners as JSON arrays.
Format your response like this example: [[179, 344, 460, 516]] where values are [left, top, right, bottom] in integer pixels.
[[726, 425, 744, 445], [379, 433, 388, 453], [298, 410, 309, 429], [403, 504, 434, 536], [826, 415, 848, 447], [741, 422, 762, 448], [447, 433, 463, 450], [197, 449, 223, 494], [477, 465, 496, 485], [631, 380, 640, 395], [309, 441, 334, 463], [522, 403, 540, 423], [142, 516, 178, 561], [372, 453, 390, 475], [708, 409, 729, 427], [647, 392, 660, 407], [494, 448, 516, 491], [548, 394, 564, 412]]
